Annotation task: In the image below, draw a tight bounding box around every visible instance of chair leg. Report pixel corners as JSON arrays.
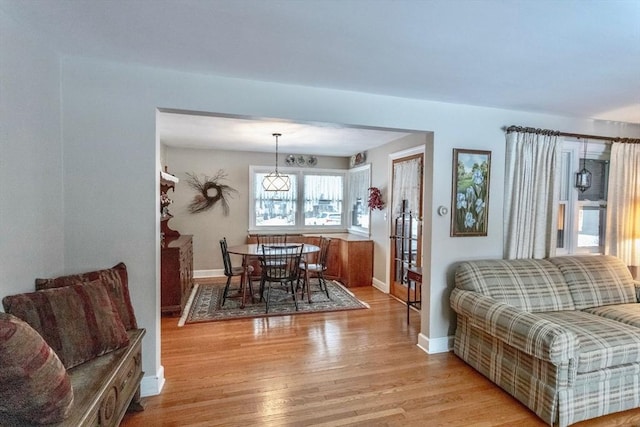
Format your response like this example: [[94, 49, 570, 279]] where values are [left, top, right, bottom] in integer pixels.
[[319, 272, 330, 299], [290, 280, 299, 311], [265, 279, 271, 313], [297, 269, 304, 299], [305, 269, 312, 303], [259, 274, 265, 302], [246, 274, 254, 304], [296, 273, 302, 294], [222, 276, 232, 306], [239, 273, 246, 309]]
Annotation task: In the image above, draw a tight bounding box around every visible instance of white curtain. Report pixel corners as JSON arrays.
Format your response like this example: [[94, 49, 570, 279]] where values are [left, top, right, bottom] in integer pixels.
[[348, 167, 369, 212], [605, 142, 640, 273], [504, 131, 561, 259], [304, 175, 343, 201], [392, 157, 421, 215]]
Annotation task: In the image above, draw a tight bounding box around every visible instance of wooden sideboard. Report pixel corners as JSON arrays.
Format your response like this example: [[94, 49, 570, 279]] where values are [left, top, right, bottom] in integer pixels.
[[161, 235, 194, 316], [335, 237, 373, 287], [247, 233, 373, 287]]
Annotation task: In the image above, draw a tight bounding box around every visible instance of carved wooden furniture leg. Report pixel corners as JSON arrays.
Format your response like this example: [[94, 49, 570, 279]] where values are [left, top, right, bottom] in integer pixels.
[[127, 386, 145, 412]]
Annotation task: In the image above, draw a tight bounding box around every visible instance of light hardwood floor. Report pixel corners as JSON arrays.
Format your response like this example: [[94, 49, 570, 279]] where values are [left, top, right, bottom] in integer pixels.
[[122, 285, 640, 426]]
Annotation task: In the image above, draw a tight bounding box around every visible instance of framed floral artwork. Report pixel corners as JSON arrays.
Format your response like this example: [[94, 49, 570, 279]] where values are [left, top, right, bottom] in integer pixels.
[[450, 149, 491, 237]]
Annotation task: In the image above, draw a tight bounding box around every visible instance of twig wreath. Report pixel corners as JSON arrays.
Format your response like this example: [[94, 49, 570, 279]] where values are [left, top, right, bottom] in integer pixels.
[[185, 171, 238, 215]]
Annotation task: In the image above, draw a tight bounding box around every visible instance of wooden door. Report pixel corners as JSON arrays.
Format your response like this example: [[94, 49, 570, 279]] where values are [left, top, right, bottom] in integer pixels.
[[389, 153, 423, 301]]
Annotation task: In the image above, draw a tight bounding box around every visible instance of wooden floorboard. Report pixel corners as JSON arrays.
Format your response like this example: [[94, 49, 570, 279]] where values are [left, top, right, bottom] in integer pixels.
[[122, 285, 640, 426]]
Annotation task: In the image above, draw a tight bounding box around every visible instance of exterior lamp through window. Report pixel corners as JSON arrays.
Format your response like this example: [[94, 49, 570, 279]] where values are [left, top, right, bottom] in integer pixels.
[[575, 138, 592, 193], [262, 133, 291, 192]]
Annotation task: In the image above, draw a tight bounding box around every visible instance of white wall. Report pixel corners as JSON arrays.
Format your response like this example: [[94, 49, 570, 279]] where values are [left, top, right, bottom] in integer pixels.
[[0, 10, 65, 296], [58, 56, 639, 388]]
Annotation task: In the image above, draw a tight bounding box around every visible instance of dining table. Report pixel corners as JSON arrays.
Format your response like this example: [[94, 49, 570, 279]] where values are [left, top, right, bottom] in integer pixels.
[[226, 243, 320, 308]]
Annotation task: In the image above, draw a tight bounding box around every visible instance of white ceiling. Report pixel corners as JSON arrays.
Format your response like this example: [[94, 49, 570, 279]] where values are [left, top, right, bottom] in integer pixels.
[[157, 110, 414, 156], [2, 0, 639, 154]]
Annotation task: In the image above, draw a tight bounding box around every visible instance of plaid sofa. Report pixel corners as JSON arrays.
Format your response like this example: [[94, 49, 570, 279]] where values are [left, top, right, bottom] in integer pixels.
[[450, 255, 640, 427]]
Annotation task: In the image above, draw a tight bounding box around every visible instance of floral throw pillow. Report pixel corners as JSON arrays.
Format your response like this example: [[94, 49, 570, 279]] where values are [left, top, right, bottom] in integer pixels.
[[0, 313, 74, 424], [3, 280, 130, 369], [35, 262, 138, 330]]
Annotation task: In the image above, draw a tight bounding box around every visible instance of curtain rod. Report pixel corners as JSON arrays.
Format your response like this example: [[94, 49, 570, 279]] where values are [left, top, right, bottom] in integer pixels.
[[505, 125, 640, 144]]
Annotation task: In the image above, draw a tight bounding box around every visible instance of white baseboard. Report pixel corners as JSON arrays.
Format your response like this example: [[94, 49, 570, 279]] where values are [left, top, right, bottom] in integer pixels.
[[417, 333, 453, 354], [194, 269, 224, 278], [372, 277, 389, 293], [140, 366, 165, 397]]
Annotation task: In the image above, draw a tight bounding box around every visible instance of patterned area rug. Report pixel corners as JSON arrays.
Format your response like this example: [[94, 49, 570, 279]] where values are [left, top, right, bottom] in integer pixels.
[[180, 278, 369, 325]]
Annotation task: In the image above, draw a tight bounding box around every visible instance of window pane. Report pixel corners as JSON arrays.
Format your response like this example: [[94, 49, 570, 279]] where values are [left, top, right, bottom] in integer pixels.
[[352, 198, 368, 228], [578, 159, 608, 201], [577, 205, 604, 249], [304, 175, 343, 226], [255, 173, 297, 226], [349, 167, 370, 229]]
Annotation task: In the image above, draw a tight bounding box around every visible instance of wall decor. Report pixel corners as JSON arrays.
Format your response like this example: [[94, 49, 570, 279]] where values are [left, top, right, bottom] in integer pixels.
[[349, 152, 366, 168], [186, 170, 238, 215], [160, 191, 173, 216], [450, 149, 491, 237], [367, 186, 384, 210], [285, 154, 318, 167]]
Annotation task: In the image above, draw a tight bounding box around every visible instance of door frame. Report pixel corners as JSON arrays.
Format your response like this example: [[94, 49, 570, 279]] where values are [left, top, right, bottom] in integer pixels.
[[386, 145, 425, 296]]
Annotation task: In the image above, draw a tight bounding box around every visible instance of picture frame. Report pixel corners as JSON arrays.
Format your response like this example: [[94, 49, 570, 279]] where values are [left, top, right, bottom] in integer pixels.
[[450, 149, 491, 237]]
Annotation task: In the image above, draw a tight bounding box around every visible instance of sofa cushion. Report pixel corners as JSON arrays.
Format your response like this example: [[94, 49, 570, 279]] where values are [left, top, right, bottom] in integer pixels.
[[2, 280, 130, 369], [35, 262, 138, 330], [455, 258, 575, 312], [538, 310, 640, 373], [549, 255, 636, 310], [0, 313, 74, 424], [583, 304, 640, 328]]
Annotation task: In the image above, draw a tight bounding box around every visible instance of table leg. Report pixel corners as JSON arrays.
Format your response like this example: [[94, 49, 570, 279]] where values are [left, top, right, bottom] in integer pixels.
[[306, 267, 311, 303], [240, 255, 249, 308]]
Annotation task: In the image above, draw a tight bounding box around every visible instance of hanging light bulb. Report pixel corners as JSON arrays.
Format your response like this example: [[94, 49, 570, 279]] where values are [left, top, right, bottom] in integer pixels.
[[262, 133, 291, 191], [575, 138, 592, 192]]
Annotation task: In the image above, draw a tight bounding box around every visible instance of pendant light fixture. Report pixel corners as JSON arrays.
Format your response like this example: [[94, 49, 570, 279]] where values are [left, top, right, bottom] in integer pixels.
[[262, 133, 291, 192], [575, 138, 592, 193]]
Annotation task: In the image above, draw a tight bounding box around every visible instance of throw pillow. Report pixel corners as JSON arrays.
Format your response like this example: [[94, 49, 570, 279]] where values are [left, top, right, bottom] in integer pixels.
[[35, 262, 138, 330], [0, 313, 74, 424], [2, 280, 130, 369]]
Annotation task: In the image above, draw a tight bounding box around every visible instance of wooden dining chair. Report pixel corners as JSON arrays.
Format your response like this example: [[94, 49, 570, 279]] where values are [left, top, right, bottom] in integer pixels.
[[219, 237, 253, 306], [260, 243, 304, 313], [256, 234, 288, 247], [298, 237, 332, 302], [256, 234, 289, 267], [255, 234, 289, 299]]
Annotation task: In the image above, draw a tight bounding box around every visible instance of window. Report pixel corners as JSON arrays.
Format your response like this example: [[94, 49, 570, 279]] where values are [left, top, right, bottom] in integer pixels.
[[556, 141, 609, 254], [250, 166, 345, 231], [576, 159, 609, 253], [348, 164, 371, 234], [254, 172, 297, 226], [303, 174, 344, 226]]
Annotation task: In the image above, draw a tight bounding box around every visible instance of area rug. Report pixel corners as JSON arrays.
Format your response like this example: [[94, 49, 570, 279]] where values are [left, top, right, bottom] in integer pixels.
[[179, 278, 369, 325]]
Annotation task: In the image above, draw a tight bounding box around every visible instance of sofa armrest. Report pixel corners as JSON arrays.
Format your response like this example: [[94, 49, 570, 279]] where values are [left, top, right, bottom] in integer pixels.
[[451, 288, 579, 365]]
